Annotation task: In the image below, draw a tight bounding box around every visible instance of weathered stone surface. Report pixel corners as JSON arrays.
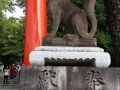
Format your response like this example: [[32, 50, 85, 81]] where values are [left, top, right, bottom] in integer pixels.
[[47, 0, 97, 39], [42, 36, 97, 47], [30, 46, 111, 67], [20, 66, 120, 90], [35, 46, 103, 52]]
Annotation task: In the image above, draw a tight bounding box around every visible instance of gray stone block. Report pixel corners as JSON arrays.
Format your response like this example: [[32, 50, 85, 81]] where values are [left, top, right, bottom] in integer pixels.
[[20, 66, 120, 90]]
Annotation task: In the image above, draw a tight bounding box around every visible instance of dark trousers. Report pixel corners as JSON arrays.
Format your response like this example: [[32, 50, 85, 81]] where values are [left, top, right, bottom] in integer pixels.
[[3, 75, 9, 85], [19, 71, 21, 79]]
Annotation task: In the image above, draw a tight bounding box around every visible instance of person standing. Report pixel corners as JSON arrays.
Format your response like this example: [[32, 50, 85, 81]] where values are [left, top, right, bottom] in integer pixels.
[[3, 66, 9, 85], [18, 63, 22, 79], [9, 64, 16, 84]]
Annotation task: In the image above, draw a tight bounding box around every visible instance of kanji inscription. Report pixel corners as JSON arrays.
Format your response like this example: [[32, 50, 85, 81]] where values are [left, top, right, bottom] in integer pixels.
[[86, 70, 105, 90], [38, 69, 57, 89]]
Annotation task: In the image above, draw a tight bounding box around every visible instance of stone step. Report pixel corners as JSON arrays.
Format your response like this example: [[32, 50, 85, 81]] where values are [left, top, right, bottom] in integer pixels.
[[0, 83, 19, 85], [0, 86, 19, 90], [0, 78, 19, 86], [0, 80, 19, 83], [0, 81, 19, 83], [0, 84, 19, 86], [0, 82, 19, 89], [0, 81, 19, 86], [0, 79, 20, 84], [0, 80, 19, 82]]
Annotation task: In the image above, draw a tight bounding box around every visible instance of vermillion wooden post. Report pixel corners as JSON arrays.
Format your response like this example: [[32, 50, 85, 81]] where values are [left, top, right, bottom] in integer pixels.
[[42, 0, 47, 37], [23, 0, 47, 66]]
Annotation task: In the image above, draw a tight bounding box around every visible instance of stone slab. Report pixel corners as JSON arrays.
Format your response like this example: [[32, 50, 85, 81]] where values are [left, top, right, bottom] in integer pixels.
[[42, 36, 97, 47], [30, 46, 111, 67], [20, 66, 120, 90]]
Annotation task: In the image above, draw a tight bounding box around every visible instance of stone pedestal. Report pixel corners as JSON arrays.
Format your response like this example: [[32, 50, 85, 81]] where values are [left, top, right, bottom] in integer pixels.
[[20, 66, 120, 90], [25, 44, 112, 90], [30, 46, 111, 67], [42, 36, 97, 47]]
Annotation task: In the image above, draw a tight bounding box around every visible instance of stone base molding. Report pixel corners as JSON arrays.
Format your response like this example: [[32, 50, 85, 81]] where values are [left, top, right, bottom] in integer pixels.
[[30, 46, 111, 67]]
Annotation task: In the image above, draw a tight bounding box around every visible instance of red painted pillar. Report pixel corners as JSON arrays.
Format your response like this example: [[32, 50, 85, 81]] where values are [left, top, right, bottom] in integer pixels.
[[23, 0, 47, 66], [42, 0, 47, 37]]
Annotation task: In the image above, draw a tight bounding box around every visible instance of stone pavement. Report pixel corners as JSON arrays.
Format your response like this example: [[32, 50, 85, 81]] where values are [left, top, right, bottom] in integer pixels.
[[0, 72, 19, 90]]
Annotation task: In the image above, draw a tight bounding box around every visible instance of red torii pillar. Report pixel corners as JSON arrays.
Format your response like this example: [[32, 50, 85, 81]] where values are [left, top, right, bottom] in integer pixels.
[[23, 0, 47, 66]]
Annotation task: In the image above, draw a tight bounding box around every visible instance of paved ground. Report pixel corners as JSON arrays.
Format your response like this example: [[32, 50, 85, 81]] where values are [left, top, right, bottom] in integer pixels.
[[0, 72, 19, 90]]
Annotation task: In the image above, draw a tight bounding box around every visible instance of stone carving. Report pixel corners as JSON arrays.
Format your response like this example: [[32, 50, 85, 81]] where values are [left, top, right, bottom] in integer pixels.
[[45, 58, 95, 66], [30, 46, 111, 67], [47, 0, 97, 39], [35, 46, 104, 52], [42, 36, 97, 46], [38, 69, 57, 89], [86, 70, 105, 90]]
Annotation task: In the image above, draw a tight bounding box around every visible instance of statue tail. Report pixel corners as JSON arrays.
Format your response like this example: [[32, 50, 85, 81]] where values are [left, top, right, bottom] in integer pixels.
[[83, 0, 97, 39]]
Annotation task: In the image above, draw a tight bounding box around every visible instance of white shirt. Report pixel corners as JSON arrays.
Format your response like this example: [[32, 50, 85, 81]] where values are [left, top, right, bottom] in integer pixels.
[[18, 66, 21, 72], [4, 69, 9, 75]]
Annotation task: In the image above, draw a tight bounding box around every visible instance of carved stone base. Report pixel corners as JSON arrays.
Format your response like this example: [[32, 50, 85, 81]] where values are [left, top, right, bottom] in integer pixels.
[[42, 34, 97, 47], [30, 46, 111, 67], [20, 66, 120, 90]]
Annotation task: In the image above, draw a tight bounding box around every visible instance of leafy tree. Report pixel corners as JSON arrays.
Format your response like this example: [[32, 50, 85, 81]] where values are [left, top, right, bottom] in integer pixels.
[[0, 17, 24, 65], [0, 0, 24, 65], [0, 17, 24, 55], [0, 0, 15, 12], [15, 0, 25, 9]]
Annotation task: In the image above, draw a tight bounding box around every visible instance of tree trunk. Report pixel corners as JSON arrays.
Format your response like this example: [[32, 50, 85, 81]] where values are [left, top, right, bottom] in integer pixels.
[[103, 0, 120, 66]]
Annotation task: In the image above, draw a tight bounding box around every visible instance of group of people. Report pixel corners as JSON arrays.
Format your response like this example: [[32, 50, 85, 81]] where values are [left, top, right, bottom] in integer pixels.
[[3, 63, 22, 85]]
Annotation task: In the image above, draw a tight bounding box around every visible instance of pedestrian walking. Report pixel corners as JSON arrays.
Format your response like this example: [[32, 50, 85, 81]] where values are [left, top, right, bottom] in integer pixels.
[[3, 66, 9, 85]]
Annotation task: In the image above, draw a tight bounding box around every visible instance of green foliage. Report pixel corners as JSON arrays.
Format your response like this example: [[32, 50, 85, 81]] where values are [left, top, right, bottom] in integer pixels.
[[96, 0, 108, 31], [0, 0, 15, 13], [0, 17, 24, 64], [56, 25, 67, 37], [70, 0, 83, 7], [15, 0, 25, 8], [0, 0, 24, 65], [95, 31, 112, 53], [0, 17, 24, 55]]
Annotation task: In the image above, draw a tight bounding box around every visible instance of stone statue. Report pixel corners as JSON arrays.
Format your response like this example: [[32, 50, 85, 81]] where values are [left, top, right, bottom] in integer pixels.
[[47, 0, 97, 39], [43, 0, 97, 46]]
